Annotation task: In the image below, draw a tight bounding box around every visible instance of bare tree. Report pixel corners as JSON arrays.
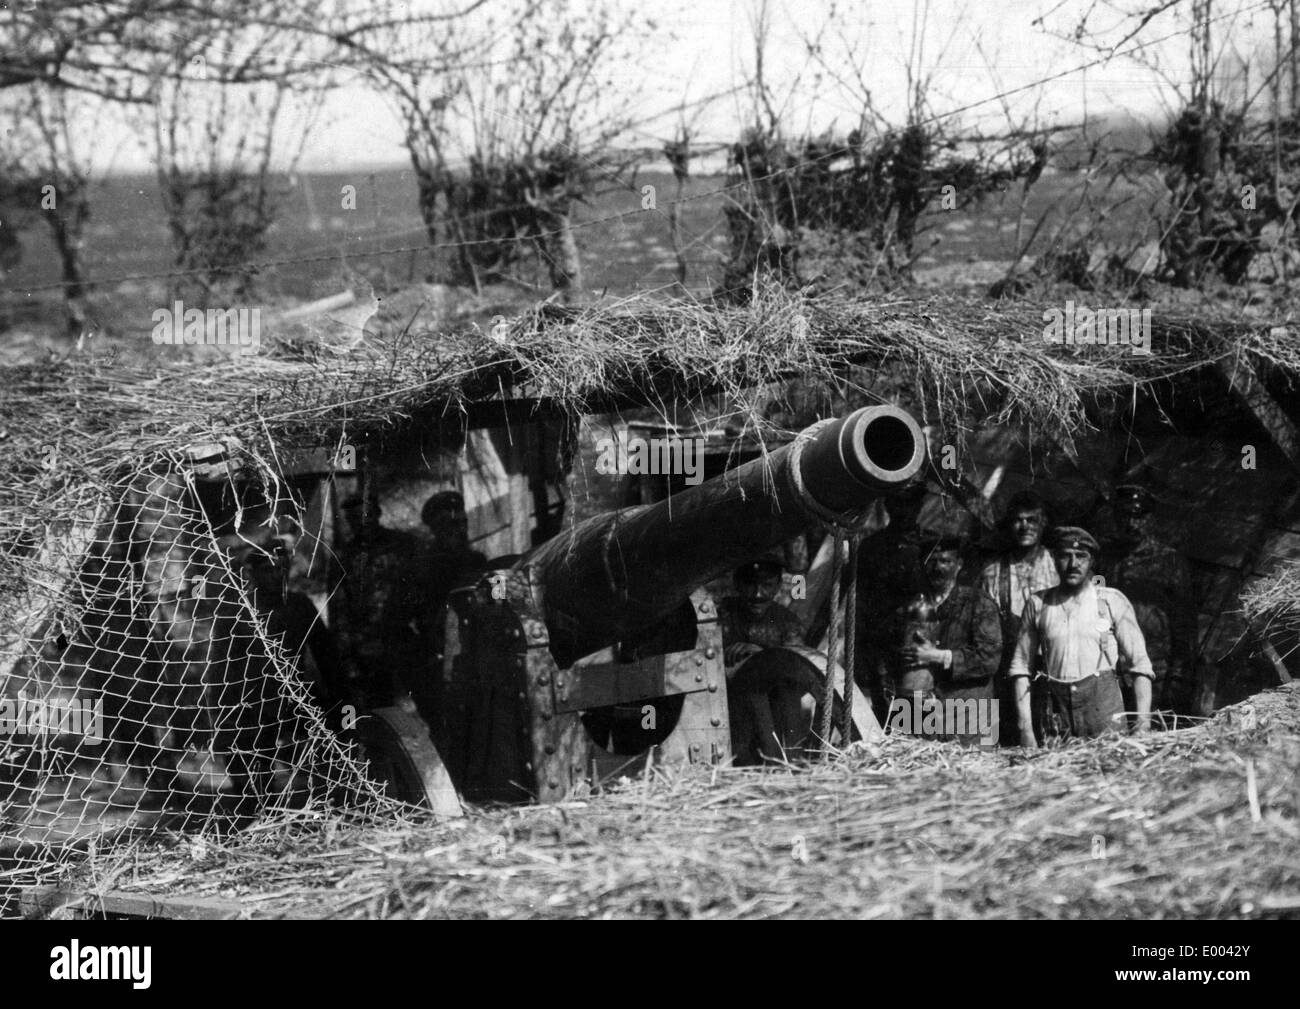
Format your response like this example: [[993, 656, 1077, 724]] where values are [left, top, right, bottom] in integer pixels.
[[139, 10, 329, 304], [0, 1, 340, 100], [0, 83, 100, 336], [718, 0, 1049, 296], [28, 87, 96, 336], [359, 0, 651, 297], [2, 0, 480, 308]]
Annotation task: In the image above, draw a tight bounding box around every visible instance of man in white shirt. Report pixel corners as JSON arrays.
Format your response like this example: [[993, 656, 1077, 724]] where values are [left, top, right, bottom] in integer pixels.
[[1009, 526, 1154, 747], [981, 490, 1059, 743]]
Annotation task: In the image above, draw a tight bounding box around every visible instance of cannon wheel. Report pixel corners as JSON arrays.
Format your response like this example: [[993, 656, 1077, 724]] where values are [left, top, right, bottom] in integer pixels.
[[358, 706, 463, 818]]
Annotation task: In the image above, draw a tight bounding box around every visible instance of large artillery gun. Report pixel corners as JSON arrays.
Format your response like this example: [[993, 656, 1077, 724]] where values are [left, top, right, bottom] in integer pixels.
[[415, 405, 926, 806]]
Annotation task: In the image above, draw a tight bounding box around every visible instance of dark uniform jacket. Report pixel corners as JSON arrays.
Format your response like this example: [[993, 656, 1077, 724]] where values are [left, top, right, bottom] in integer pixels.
[[717, 597, 811, 764], [857, 526, 928, 645], [1101, 536, 1195, 707], [717, 597, 806, 651], [854, 525, 928, 691], [879, 584, 1002, 702]]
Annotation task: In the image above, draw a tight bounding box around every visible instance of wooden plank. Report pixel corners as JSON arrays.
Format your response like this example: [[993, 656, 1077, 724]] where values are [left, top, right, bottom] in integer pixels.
[[560, 653, 709, 712], [23, 886, 242, 920], [506, 428, 534, 555], [278, 446, 358, 477], [788, 533, 841, 631], [272, 290, 355, 322], [461, 429, 518, 561], [1215, 357, 1300, 475], [1260, 638, 1294, 684]]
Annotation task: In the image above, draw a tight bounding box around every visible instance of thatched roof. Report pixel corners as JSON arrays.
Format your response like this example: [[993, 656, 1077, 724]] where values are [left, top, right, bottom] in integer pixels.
[[3, 285, 1294, 543]]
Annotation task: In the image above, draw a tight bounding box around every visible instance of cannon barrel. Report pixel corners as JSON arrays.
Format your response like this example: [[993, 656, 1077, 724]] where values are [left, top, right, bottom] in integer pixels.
[[517, 405, 926, 663]]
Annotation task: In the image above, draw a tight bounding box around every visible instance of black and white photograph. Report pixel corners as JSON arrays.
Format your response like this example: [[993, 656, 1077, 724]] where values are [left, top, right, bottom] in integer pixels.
[[0, 0, 1294, 954]]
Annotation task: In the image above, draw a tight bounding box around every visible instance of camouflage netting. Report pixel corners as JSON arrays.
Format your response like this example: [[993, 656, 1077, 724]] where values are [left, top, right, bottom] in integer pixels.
[[2, 285, 1297, 915]]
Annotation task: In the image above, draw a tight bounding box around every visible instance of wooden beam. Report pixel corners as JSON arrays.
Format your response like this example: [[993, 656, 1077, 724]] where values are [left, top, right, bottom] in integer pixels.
[[1215, 357, 1300, 475], [1260, 638, 1294, 684], [22, 886, 242, 920]]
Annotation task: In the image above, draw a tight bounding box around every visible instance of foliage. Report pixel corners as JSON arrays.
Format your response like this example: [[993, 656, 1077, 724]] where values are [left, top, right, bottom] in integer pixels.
[[718, 124, 1049, 298]]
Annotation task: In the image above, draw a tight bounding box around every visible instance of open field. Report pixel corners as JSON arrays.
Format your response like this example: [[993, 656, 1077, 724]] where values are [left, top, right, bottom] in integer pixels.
[[1, 165, 1167, 352]]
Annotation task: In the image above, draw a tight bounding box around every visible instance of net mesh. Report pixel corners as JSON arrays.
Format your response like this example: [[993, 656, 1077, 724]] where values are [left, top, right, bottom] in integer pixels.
[[0, 445, 402, 916]]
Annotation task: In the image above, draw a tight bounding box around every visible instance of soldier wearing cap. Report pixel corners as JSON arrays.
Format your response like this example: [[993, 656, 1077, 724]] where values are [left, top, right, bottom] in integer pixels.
[[421, 489, 488, 677], [422, 489, 488, 608], [879, 534, 1002, 744], [981, 489, 1059, 744], [1100, 484, 1197, 715], [1009, 526, 1154, 745], [718, 552, 807, 666], [855, 480, 930, 700], [719, 551, 815, 763], [335, 492, 437, 706]]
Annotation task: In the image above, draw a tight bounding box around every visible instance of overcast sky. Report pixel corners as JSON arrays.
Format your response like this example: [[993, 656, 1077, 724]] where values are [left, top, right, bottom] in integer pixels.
[[89, 0, 1275, 174]]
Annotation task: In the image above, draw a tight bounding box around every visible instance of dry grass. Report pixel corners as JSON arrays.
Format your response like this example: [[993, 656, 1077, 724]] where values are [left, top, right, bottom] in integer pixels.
[[44, 683, 1300, 920], [6, 286, 1300, 919], [1244, 561, 1300, 627], [2, 283, 1290, 596]]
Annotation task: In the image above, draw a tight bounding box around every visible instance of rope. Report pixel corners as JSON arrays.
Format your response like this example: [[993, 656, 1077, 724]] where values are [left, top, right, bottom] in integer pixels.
[[816, 525, 845, 755], [783, 418, 878, 757], [839, 534, 861, 745]]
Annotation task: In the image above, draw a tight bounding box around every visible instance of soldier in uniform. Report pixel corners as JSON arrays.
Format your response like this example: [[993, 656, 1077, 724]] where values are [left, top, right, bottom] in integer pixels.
[[421, 490, 488, 664], [880, 535, 1003, 745], [855, 480, 930, 711], [1100, 484, 1197, 716], [718, 553, 815, 763], [334, 493, 435, 707], [218, 505, 345, 706], [1009, 526, 1154, 745], [421, 490, 488, 604], [980, 490, 1059, 744]]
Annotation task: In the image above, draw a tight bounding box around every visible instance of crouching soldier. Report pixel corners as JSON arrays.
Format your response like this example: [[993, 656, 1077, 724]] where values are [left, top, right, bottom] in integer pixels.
[[1009, 526, 1154, 746], [880, 535, 1002, 745], [719, 552, 815, 763]]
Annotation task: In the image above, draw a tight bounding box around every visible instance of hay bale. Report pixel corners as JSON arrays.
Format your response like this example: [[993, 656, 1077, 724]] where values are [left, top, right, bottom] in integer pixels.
[[52, 683, 1300, 919]]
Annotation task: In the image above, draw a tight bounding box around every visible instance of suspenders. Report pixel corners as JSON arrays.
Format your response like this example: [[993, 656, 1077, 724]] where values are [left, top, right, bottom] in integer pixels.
[[1032, 590, 1118, 680], [1095, 595, 1117, 675]]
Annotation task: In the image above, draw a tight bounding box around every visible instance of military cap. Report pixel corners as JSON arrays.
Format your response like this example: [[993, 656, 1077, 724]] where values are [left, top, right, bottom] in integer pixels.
[[735, 550, 786, 582], [1046, 525, 1100, 554], [1114, 484, 1151, 514], [421, 489, 466, 526]]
